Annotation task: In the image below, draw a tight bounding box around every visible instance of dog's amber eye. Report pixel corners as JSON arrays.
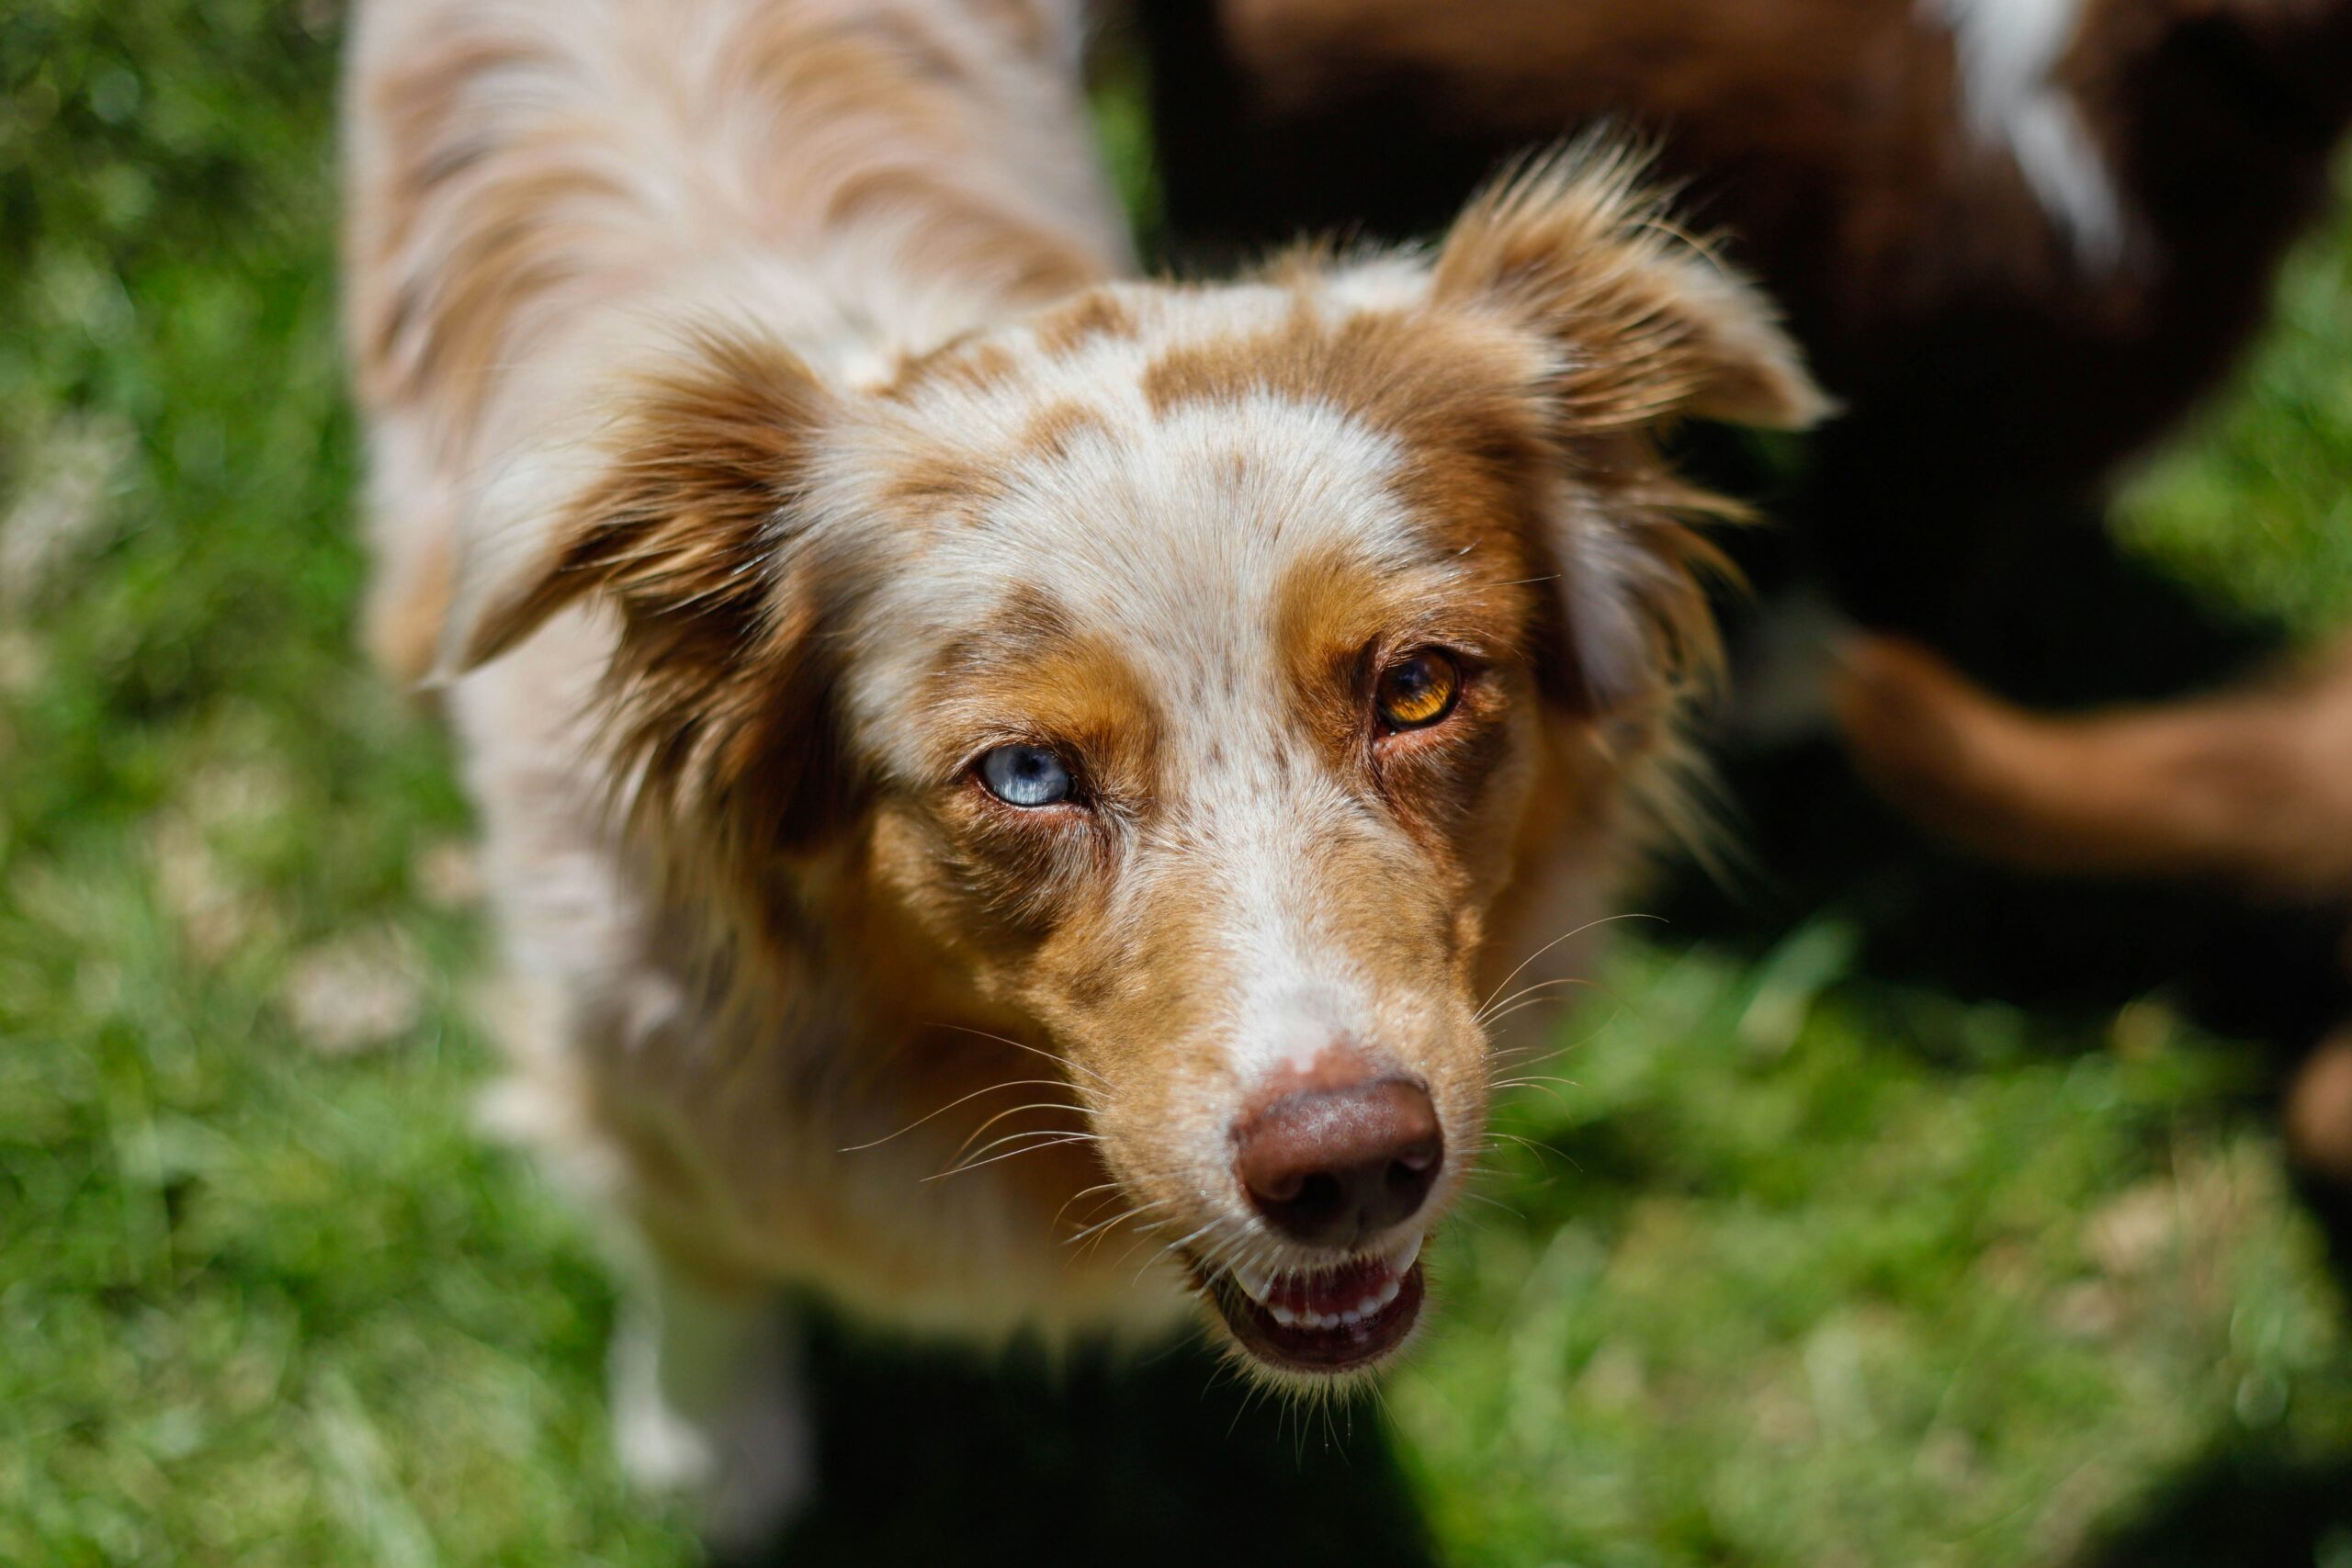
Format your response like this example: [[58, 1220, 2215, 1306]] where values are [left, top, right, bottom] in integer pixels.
[[977, 744, 1075, 807], [1375, 650, 1461, 731]]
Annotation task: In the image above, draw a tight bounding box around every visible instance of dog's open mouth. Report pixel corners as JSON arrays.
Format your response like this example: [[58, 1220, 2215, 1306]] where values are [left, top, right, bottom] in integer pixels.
[[1192, 1235, 1425, 1373]]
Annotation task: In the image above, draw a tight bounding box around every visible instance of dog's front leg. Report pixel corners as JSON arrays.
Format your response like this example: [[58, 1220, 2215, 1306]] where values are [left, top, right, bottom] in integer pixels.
[[610, 1254, 813, 1553]]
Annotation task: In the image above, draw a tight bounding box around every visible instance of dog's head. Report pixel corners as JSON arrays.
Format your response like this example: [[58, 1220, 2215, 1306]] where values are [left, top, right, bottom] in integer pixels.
[[446, 152, 1824, 1377]]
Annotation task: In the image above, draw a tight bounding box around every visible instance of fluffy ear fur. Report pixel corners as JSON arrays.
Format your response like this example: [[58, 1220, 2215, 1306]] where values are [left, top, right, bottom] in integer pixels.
[[443, 331, 851, 854], [1424, 146, 1828, 720], [1433, 145, 1833, 432]]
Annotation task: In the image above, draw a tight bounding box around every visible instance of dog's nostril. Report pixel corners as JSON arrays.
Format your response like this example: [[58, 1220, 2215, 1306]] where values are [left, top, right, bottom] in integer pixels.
[[1233, 1076, 1443, 1247], [1294, 1171, 1344, 1224]]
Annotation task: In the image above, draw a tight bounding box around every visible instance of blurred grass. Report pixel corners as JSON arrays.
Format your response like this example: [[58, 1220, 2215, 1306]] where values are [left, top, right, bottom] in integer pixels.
[[2117, 178, 2352, 641], [3, 4, 2351, 1564]]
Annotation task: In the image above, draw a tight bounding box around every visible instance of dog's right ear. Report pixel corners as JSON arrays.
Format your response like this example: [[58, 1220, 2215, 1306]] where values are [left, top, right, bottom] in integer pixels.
[[440, 331, 851, 852]]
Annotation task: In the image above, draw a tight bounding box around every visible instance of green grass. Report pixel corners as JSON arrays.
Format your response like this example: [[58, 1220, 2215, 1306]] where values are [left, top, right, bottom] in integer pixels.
[[2118, 203, 2352, 640], [6, 5, 2352, 1564]]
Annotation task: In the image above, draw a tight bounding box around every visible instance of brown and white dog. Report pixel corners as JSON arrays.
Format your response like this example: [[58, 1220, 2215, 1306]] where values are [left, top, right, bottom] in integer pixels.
[[343, 0, 1823, 1541]]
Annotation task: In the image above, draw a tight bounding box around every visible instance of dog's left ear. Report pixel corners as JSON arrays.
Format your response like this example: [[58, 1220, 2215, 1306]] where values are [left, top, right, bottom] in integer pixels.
[[1431, 148, 1832, 433], [440, 331, 852, 851], [1427, 149, 1831, 717]]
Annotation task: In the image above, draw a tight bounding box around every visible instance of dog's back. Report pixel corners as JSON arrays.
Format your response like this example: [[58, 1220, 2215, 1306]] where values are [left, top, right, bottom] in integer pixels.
[[343, 0, 1126, 682]]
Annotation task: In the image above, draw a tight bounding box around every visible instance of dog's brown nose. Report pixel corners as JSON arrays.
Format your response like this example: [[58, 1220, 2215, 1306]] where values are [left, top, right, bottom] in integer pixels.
[[1234, 1074, 1442, 1247]]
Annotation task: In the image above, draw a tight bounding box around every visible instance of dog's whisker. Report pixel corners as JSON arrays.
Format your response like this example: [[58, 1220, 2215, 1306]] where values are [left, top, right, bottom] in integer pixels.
[[1479, 1130, 1565, 1168], [1474, 975, 1595, 1027], [1049, 1179, 1130, 1234], [946, 1100, 1093, 1162], [1133, 1215, 1237, 1282], [1479, 994, 1585, 1032], [1472, 912, 1658, 1021], [1064, 1204, 1146, 1249], [950, 1125, 1102, 1167], [1458, 1190, 1526, 1223], [837, 1077, 1076, 1153], [1065, 1198, 1168, 1257], [923, 1133, 1097, 1183], [1492, 1072, 1581, 1089], [1051, 1179, 1126, 1218], [930, 1022, 1110, 1087]]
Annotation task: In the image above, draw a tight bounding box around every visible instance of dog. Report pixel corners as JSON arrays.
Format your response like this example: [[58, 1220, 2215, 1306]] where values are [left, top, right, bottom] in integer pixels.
[[343, 0, 1825, 1541]]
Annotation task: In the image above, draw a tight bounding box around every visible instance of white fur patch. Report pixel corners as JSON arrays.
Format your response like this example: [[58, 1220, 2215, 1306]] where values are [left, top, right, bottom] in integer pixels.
[[1931, 0, 2129, 269]]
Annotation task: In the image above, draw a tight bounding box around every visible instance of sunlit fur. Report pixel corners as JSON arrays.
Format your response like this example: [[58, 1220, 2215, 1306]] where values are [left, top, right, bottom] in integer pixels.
[[345, 0, 1824, 1535]]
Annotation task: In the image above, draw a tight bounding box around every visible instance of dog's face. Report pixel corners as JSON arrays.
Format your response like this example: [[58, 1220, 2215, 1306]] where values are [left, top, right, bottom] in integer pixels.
[[451, 157, 1823, 1377]]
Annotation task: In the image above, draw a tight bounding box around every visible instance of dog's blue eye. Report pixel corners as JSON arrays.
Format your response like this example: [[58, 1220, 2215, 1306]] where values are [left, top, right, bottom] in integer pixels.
[[977, 745, 1074, 808]]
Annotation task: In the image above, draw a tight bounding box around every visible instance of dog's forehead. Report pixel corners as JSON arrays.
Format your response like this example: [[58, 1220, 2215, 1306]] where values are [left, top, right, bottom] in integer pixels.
[[966, 392, 1426, 632], [842, 280, 1516, 742]]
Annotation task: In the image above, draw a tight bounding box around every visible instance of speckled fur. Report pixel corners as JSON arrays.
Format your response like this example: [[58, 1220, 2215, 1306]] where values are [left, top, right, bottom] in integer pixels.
[[345, 0, 1822, 1538]]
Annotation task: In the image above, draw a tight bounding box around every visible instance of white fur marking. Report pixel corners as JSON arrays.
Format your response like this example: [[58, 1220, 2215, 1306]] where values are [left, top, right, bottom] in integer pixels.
[[1932, 0, 2128, 269]]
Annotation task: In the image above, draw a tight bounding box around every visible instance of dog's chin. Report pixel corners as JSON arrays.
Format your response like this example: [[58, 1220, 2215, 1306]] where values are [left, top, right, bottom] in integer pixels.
[[1188, 1235, 1427, 1378]]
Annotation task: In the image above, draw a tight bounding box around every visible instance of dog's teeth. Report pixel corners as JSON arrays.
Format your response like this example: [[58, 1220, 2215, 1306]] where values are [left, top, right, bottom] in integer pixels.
[[1357, 1296, 1381, 1317], [1385, 1234, 1422, 1274], [1340, 1309, 1362, 1326], [1269, 1303, 1297, 1326]]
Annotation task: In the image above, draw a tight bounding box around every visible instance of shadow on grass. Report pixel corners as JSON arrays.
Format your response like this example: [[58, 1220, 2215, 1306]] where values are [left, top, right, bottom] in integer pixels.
[[723, 1314, 1437, 1568], [2078, 1440, 2352, 1568]]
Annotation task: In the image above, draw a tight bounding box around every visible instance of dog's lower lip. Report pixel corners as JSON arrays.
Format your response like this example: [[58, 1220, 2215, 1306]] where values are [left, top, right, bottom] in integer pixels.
[[1194, 1248, 1426, 1372]]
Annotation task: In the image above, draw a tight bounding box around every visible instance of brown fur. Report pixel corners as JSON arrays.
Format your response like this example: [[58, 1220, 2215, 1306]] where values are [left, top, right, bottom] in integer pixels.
[[464, 333, 852, 872], [1143, 0, 2352, 486], [1032, 290, 1142, 356], [1833, 632, 2352, 898], [348, 0, 1826, 1533]]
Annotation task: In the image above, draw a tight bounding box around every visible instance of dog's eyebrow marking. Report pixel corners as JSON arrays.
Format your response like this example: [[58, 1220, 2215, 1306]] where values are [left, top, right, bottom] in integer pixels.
[[989, 583, 1079, 652], [931, 583, 1080, 676]]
